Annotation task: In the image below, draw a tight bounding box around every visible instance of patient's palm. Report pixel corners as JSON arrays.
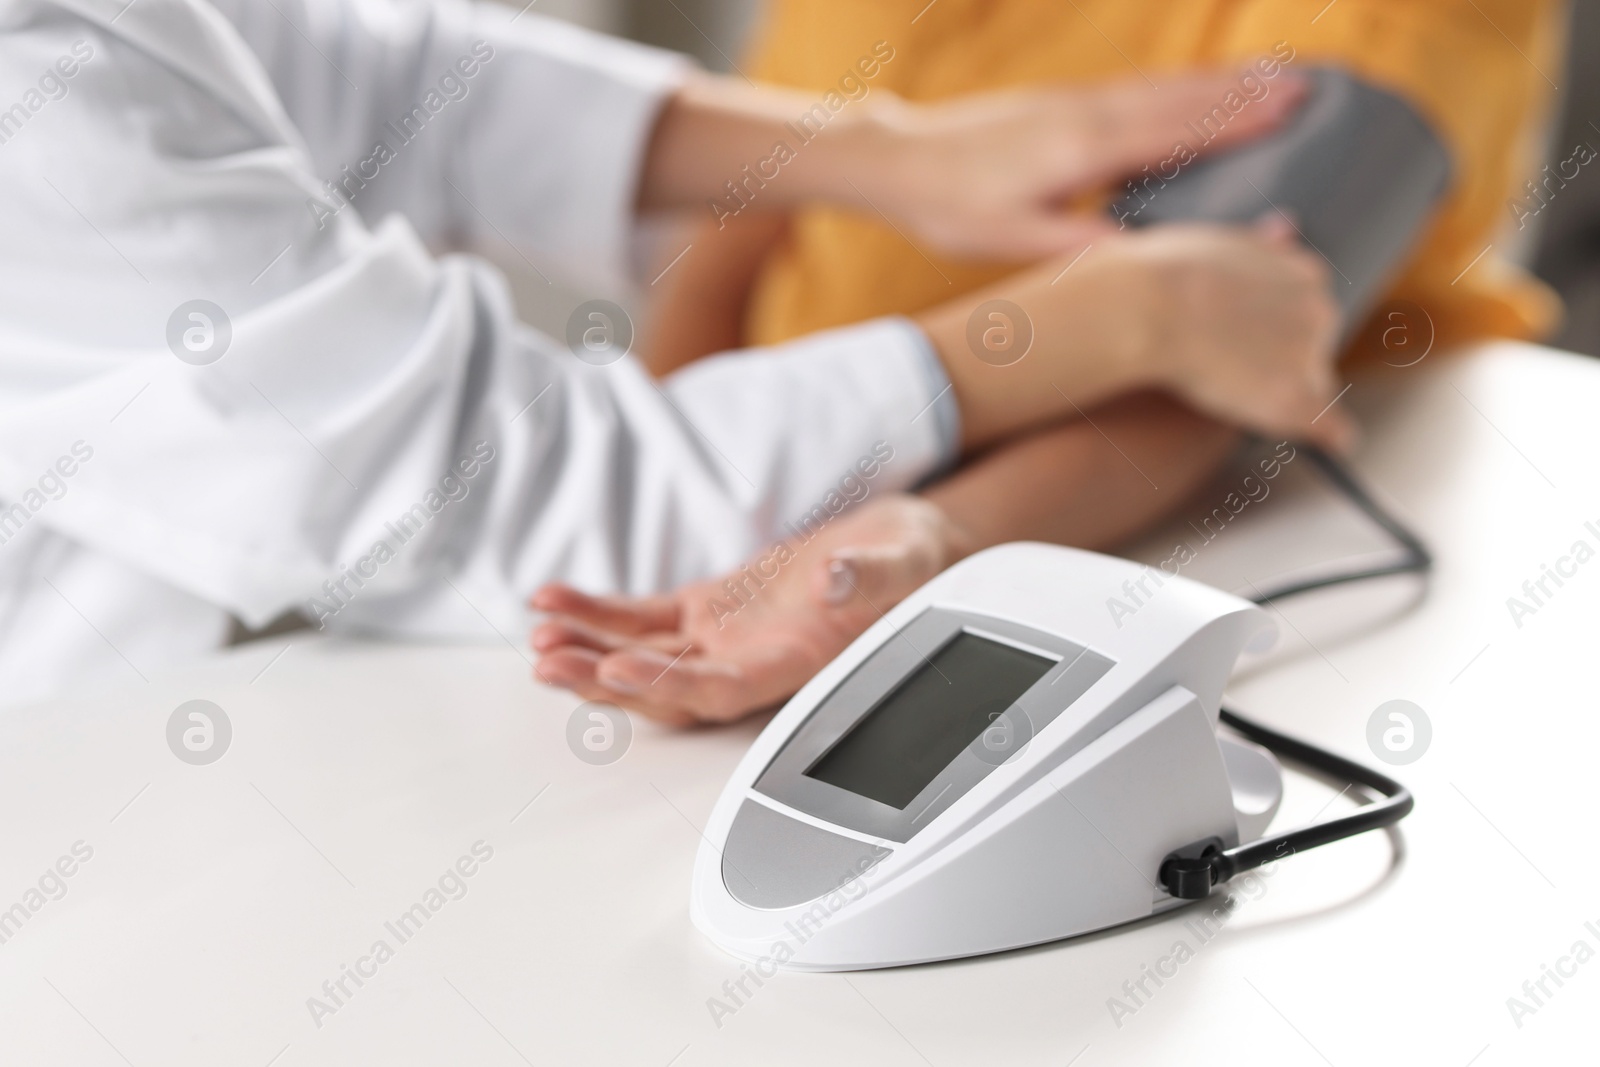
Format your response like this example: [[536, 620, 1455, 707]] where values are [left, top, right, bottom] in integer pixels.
[[530, 496, 951, 724]]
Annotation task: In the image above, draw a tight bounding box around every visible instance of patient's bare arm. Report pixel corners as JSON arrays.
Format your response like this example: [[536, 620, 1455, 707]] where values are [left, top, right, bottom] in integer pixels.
[[532, 219, 1345, 723], [920, 392, 1239, 553], [531, 493, 962, 725], [530, 397, 1239, 726]]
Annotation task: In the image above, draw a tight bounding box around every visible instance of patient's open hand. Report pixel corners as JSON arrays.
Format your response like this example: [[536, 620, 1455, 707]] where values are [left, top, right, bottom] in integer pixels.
[[530, 495, 966, 726]]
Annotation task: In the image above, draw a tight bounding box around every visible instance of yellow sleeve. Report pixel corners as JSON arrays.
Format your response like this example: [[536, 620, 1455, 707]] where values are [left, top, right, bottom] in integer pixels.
[[742, 1, 915, 88], [737, 0, 1566, 350]]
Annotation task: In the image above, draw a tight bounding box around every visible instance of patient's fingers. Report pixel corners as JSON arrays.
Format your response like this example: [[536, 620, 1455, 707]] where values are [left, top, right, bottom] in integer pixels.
[[532, 645, 602, 689], [537, 648, 699, 726], [593, 647, 794, 724], [529, 583, 681, 635], [536, 656, 701, 728], [595, 648, 747, 723], [531, 615, 690, 656]]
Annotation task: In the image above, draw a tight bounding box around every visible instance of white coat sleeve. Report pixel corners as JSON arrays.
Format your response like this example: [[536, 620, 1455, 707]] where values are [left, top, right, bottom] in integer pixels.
[[0, 0, 959, 658], [207, 0, 691, 285]]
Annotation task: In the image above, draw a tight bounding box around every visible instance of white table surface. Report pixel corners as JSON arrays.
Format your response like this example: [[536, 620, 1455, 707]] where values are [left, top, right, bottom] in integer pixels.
[[3, 341, 1598, 1067]]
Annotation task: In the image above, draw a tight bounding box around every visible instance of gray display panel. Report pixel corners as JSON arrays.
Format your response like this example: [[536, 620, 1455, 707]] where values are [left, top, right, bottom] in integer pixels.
[[804, 633, 1055, 809], [754, 608, 1114, 842]]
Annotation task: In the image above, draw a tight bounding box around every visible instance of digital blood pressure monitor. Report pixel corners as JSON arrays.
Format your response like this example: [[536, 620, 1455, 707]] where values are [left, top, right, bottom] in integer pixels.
[[692, 67, 1441, 970], [691, 543, 1288, 970]]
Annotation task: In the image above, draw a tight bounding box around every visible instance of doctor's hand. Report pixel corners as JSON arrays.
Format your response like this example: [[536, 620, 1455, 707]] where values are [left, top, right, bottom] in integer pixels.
[[529, 496, 968, 726], [917, 215, 1352, 453], [853, 71, 1310, 261], [1124, 216, 1351, 448], [641, 69, 1306, 263]]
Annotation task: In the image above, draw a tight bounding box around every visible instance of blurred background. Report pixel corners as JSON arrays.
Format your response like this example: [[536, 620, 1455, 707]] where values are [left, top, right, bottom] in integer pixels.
[[514, 0, 1600, 358], [524, 0, 761, 70]]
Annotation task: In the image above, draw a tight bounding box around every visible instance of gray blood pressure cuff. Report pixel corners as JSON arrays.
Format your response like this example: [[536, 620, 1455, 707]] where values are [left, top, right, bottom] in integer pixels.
[[1111, 68, 1452, 329]]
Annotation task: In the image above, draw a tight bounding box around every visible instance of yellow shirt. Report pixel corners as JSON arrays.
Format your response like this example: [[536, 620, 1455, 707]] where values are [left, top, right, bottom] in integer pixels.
[[740, 0, 1563, 355]]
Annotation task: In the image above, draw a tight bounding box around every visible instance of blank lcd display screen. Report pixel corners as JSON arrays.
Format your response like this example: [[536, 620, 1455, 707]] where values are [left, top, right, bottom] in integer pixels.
[[804, 632, 1055, 810]]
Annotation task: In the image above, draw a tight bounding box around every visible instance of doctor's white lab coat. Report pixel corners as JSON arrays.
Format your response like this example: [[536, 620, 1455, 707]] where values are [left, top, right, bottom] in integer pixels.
[[0, 0, 956, 708]]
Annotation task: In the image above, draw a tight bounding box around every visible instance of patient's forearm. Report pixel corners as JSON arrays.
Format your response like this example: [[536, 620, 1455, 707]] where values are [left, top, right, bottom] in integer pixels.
[[920, 394, 1240, 553]]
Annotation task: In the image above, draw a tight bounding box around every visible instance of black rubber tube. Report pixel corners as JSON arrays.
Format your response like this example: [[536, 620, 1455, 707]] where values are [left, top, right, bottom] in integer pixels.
[[1160, 446, 1427, 899]]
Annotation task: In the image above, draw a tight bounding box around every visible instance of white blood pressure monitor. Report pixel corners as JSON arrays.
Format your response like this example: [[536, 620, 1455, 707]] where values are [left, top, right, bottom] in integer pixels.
[[691, 543, 1287, 971], [692, 66, 1441, 971]]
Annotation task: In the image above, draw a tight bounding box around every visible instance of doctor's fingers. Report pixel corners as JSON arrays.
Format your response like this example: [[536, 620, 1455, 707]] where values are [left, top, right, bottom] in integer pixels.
[[1060, 72, 1308, 196], [530, 583, 682, 636], [531, 615, 690, 657], [1271, 395, 1359, 454], [1202, 351, 1356, 453]]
